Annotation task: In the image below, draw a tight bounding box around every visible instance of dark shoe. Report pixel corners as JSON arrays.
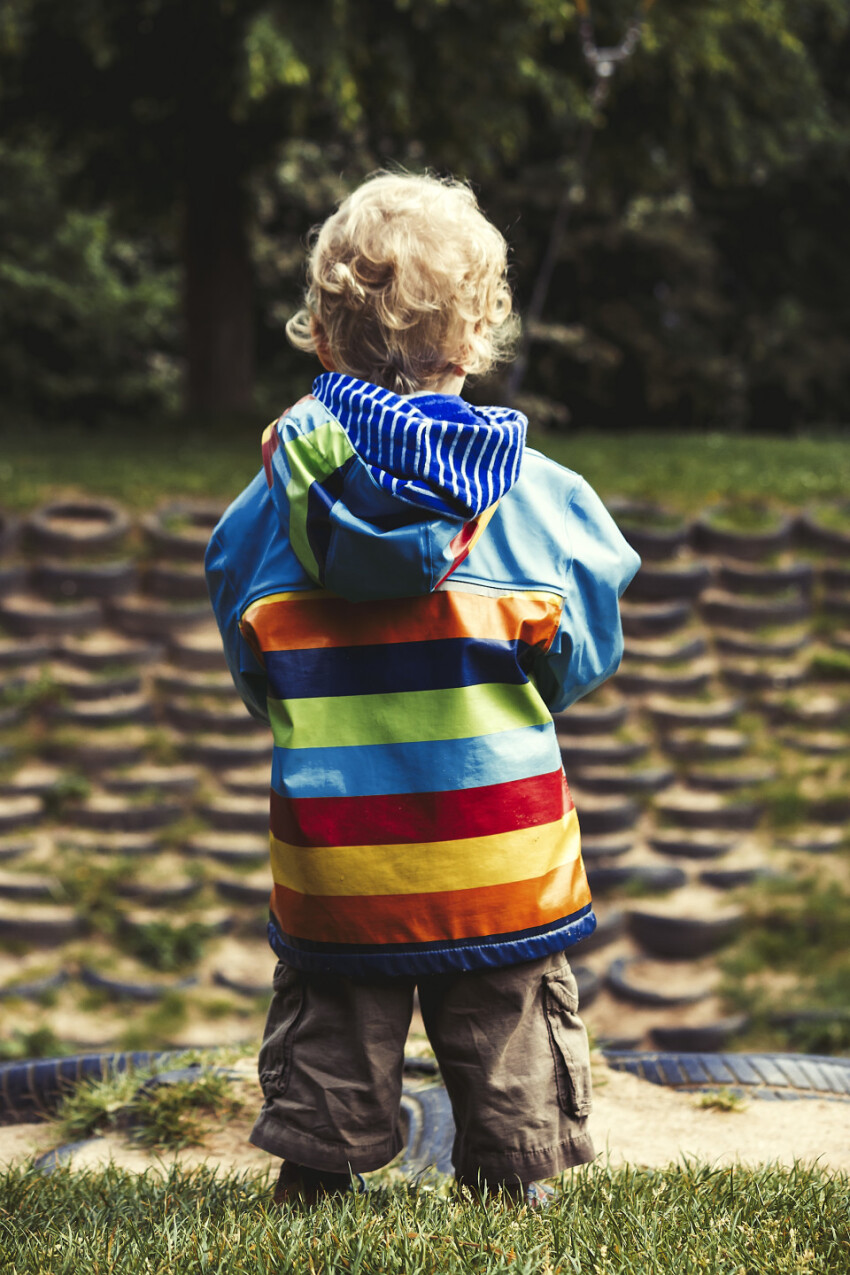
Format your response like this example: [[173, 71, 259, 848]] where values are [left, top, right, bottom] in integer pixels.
[[273, 1161, 366, 1208]]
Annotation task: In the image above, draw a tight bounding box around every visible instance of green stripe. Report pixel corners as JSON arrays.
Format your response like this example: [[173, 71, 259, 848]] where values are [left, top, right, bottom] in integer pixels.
[[284, 418, 356, 581], [268, 683, 551, 750]]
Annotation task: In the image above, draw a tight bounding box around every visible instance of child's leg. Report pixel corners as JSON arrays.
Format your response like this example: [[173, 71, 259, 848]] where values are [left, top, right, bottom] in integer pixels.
[[418, 952, 596, 1192], [251, 960, 415, 1189]]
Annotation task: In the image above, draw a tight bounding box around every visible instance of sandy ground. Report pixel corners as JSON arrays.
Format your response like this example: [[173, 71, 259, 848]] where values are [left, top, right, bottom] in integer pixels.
[[2, 1058, 848, 1179]]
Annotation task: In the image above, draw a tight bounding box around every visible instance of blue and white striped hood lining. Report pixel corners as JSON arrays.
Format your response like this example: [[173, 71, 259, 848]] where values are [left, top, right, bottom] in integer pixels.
[[312, 373, 528, 519]]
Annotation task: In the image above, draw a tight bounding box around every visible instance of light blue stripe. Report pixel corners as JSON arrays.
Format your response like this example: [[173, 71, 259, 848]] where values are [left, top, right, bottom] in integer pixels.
[[270, 722, 561, 800]]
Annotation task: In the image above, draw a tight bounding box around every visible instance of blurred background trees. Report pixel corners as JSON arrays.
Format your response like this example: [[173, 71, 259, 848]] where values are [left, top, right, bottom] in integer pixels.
[[1, 0, 847, 431]]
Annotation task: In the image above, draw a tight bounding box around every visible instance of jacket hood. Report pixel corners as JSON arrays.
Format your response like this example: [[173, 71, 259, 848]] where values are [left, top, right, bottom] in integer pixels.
[[262, 373, 527, 602]]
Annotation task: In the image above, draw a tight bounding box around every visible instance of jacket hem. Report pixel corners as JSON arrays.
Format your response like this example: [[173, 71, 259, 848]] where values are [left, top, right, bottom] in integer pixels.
[[266, 910, 597, 978]]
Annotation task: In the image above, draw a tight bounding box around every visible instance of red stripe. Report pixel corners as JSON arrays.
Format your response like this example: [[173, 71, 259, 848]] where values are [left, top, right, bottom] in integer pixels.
[[270, 857, 590, 945], [434, 518, 479, 587], [270, 770, 572, 848], [262, 426, 280, 488], [450, 518, 479, 555]]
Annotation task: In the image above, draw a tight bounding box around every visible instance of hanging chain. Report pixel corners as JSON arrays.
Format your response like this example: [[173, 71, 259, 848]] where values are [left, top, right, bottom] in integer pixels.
[[506, 0, 654, 402], [577, 0, 653, 109]]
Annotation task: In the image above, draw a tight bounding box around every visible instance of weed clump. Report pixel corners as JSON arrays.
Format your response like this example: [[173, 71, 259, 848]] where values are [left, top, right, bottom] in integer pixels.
[[56, 1065, 243, 1149]]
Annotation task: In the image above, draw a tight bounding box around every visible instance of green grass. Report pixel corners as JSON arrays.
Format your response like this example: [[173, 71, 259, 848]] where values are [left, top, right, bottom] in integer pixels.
[[115, 992, 191, 1051], [807, 502, 850, 532], [55, 1064, 243, 1150], [810, 650, 850, 682], [699, 500, 787, 532], [4, 418, 850, 512], [533, 429, 850, 509], [0, 1026, 65, 1061], [1, 1161, 848, 1273], [0, 669, 64, 711], [693, 1088, 748, 1114], [117, 918, 214, 973], [720, 872, 850, 1053]]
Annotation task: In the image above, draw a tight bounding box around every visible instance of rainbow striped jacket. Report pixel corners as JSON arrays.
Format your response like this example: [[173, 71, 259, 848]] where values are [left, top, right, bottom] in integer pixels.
[[205, 374, 640, 977]]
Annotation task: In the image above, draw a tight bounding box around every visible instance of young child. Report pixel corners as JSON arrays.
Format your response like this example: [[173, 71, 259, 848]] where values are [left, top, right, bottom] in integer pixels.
[[205, 171, 640, 1206]]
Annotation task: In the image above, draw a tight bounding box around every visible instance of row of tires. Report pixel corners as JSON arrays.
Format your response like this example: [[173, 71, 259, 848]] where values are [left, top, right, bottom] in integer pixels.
[[611, 499, 850, 561], [0, 500, 221, 560], [3, 498, 850, 561]]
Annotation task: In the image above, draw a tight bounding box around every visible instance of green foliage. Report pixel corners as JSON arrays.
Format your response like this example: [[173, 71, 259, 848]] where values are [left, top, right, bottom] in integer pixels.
[[1, 1161, 849, 1274], [118, 919, 213, 973], [758, 781, 811, 830], [725, 875, 850, 980], [782, 1015, 850, 1056], [0, 1026, 64, 1061], [41, 771, 91, 817], [0, 668, 62, 710], [1, 1, 850, 427], [57, 857, 129, 921], [0, 139, 178, 421]]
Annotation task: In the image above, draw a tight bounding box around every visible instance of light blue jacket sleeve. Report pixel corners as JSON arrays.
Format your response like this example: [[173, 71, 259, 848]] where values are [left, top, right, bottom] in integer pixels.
[[205, 529, 270, 725], [532, 478, 640, 714]]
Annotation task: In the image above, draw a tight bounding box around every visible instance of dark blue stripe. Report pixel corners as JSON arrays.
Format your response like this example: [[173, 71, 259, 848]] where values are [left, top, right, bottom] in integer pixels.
[[305, 456, 356, 581], [265, 637, 531, 699], [267, 908, 596, 977]]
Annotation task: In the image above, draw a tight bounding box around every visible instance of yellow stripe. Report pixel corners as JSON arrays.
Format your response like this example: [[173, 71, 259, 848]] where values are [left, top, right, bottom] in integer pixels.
[[269, 809, 581, 896], [464, 502, 498, 551], [243, 587, 328, 620]]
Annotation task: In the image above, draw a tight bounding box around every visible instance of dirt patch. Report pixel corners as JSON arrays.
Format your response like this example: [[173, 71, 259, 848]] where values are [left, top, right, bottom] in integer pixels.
[[2, 1059, 847, 1178]]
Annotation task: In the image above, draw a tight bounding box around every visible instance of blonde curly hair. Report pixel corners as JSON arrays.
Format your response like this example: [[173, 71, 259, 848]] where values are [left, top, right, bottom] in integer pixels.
[[286, 171, 518, 395]]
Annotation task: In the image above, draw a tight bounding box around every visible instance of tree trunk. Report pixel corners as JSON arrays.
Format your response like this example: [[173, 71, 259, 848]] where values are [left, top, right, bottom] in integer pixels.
[[183, 144, 255, 416]]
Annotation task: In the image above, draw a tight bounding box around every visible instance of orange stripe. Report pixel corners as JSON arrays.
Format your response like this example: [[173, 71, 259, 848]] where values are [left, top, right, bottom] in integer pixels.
[[269, 858, 591, 946], [242, 587, 560, 655]]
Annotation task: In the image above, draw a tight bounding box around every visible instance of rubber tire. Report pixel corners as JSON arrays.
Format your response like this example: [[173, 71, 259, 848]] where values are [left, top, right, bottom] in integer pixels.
[[693, 513, 793, 561], [605, 957, 710, 1009], [587, 865, 686, 896], [628, 909, 743, 958], [26, 500, 131, 557], [79, 967, 199, 1004]]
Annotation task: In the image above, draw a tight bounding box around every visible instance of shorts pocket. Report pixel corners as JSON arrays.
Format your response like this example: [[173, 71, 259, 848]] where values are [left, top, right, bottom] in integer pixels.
[[257, 961, 305, 1100], [543, 963, 593, 1118]]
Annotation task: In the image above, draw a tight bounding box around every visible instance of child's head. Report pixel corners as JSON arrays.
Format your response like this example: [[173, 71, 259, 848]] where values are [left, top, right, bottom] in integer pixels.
[[286, 171, 517, 395]]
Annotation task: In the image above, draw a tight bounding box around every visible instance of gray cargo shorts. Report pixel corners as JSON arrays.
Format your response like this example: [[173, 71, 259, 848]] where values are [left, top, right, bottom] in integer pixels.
[[249, 950, 596, 1183]]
